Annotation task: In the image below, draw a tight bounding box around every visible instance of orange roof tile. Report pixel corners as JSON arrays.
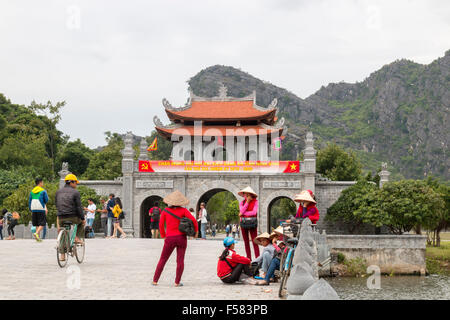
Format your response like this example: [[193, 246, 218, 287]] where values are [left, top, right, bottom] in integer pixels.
[[166, 100, 275, 121]]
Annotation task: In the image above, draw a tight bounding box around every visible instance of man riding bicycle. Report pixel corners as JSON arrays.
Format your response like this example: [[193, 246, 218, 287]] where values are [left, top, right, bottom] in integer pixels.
[[55, 174, 86, 260]]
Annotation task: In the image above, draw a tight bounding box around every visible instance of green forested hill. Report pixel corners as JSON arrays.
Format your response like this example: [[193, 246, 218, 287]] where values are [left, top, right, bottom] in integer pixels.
[[188, 50, 450, 181]]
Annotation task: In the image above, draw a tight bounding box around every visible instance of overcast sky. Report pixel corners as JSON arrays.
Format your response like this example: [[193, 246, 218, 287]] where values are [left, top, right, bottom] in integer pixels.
[[1, 0, 449, 148]]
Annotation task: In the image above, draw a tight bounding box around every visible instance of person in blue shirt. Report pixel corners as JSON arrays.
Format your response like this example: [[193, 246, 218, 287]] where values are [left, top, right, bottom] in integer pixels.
[[106, 193, 115, 238]]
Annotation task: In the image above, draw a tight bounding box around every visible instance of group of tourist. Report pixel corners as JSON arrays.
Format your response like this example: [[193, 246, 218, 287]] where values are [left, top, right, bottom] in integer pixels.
[[225, 223, 239, 239], [150, 185, 319, 287]]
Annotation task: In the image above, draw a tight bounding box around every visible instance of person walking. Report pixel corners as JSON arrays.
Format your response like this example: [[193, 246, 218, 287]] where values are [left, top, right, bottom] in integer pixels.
[[211, 223, 216, 237], [152, 190, 198, 287], [198, 202, 208, 240], [225, 224, 231, 237], [149, 201, 162, 239], [96, 198, 108, 237], [111, 197, 126, 238], [238, 186, 260, 260], [83, 198, 96, 238], [232, 224, 237, 239], [106, 193, 115, 238], [28, 178, 49, 242]]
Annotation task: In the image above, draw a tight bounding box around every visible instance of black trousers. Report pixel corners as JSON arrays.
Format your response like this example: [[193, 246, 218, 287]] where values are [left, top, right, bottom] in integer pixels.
[[221, 264, 252, 284], [8, 219, 17, 236]]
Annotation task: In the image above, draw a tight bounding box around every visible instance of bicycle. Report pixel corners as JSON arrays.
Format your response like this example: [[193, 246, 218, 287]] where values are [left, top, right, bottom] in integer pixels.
[[278, 219, 302, 298], [56, 221, 85, 267]]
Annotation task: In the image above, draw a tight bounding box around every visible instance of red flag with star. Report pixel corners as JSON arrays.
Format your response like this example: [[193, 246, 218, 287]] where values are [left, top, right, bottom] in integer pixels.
[[283, 161, 300, 173]]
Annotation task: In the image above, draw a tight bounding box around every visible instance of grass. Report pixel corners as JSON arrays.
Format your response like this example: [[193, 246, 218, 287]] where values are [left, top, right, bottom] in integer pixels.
[[426, 242, 450, 275]]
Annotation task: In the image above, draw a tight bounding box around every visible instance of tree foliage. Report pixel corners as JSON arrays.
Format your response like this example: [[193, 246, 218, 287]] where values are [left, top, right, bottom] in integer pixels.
[[83, 132, 123, 180], [326, 181, 379, 233], [316, 143, 362, 181], [57, 139, 93, 176]]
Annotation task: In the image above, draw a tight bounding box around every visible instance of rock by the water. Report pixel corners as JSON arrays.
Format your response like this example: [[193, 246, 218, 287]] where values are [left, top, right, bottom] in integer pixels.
[[286, 265, 316, 295], [301, 279, 340, 300]]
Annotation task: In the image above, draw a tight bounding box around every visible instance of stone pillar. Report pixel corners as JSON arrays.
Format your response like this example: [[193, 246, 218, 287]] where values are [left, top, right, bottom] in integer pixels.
[[121, 131, 135, 236], [138, 139, 149, 161], [58, 162, 70, 189], [303, 131, 316, 193], [378, 162, 390, 188]]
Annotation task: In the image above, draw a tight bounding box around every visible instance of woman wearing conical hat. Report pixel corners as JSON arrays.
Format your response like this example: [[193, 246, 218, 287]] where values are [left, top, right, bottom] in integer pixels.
[[238, 186, 260, 260], [294, 189, 320, 224], [152, 190, 199, 287]]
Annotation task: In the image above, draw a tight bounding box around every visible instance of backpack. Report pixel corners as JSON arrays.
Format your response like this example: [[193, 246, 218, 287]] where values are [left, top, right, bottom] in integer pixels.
[[206, 211, 210, 222], [163, 208, 196, 237], [151, 207, 161, 221]]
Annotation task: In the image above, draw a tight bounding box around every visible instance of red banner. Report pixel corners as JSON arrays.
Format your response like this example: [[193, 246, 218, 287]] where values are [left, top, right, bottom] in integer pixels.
[[138, 160, 300, 173]]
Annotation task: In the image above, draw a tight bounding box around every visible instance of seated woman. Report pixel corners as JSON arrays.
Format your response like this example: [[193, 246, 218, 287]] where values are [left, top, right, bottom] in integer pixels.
[[255, 227, 286, 286], [252, 232, 276, 279], [217, 237, 255, 284], [294, 189, 320, 224]]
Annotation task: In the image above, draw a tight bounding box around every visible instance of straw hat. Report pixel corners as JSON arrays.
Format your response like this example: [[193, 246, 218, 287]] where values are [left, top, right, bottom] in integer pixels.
[[238, 186, 258, 198], [294, 190, 316, 204], [253, 232, 272, 245], [272, 226, 284, 236], [163, 190, 189, 207]]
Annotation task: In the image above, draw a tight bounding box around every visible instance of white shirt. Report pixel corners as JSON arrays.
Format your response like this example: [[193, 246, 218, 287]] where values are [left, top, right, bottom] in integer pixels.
[[86, 204, 96, 219], [200, 208, 208, 223]]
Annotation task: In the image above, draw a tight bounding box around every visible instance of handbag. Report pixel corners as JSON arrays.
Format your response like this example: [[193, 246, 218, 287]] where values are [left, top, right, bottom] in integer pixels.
[[163, 208, 196, 237], [119, 211, 125, 220], [240, 217, 257, 229]]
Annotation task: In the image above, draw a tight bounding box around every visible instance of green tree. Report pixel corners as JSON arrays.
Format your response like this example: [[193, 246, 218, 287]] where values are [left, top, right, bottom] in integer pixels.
[[355, 180, 445, 235], [28, 100, 65, 176], [58, 139, 93, 176], [326, 181, 378, 233], [223, 200, 239, 224], [424, 177, 450, 246], [317, 143, 362, 181], [83, 132, 124, 180], [269, 198, 296, 229]]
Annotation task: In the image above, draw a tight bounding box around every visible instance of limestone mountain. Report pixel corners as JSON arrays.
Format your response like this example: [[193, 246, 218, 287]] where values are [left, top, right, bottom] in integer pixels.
[[188, 50, 450, 181]]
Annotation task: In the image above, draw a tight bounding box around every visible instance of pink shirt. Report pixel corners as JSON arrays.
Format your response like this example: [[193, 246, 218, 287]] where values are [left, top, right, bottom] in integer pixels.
[[239, 199, 258, 218]]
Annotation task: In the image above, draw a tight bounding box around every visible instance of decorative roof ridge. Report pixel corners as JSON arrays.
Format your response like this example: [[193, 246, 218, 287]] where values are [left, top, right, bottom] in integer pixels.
[[153, 115, 183, 129], [260, 116, 285, 129], [162, 98, 191, 112]]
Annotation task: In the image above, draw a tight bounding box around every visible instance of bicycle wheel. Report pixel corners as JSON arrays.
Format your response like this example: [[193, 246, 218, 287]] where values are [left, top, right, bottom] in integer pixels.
[[56, 230, 69, 268], [278, 250, 295, 298], [74, 227, 85, 263]]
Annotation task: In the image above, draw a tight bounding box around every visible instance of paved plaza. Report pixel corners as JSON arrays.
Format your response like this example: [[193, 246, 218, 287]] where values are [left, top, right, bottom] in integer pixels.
[[0, 238, 279, 300]]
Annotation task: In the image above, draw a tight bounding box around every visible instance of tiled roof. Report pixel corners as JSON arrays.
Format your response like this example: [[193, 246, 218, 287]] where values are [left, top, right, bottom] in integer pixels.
[[166, 100, 276, 122], [156, 124, 283, 138]]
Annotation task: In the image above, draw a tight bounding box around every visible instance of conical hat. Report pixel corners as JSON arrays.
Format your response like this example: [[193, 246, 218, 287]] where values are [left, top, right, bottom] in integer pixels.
[[272, 225, 284, 236], [253, 232, 272, 245], [238, 186, 258, 198], [294, 190, 316, 204], [163, 190, 189, 207]]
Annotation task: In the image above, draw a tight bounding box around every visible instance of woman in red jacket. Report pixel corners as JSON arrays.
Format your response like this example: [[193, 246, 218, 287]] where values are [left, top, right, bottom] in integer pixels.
[[294, 189, 320, 224], [152, 190, 198, 287], [238, 186, 260, 260], [217, 237, 255, 284]]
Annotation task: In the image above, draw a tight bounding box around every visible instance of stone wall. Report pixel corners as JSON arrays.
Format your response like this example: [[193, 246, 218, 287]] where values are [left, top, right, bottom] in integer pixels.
[[327, 235, 427, 275], [78, 180, 122, 197]]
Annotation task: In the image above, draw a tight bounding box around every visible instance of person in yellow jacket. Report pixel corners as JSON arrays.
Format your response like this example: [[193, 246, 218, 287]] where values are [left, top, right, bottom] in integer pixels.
[[112, 197, 126, 239]]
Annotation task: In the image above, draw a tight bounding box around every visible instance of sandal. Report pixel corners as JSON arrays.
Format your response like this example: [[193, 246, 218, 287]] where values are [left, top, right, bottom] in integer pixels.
[[255, 280, 269, 286], [174, 283, 184, 287]]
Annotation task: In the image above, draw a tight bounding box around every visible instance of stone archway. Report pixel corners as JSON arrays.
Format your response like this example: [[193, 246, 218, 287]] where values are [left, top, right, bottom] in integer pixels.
[[139, 195, 163, 238], [267, 196, 297, 232], [261, 190, 299, 232]]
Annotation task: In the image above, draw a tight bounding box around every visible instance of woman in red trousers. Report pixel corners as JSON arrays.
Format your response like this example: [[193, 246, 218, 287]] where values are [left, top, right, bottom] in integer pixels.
[[152, 190, 198, 287], [238, 186, 260, 260]]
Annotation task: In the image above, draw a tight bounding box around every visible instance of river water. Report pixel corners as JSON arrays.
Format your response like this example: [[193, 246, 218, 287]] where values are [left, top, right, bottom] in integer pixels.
[[327, 275, 450, 300]]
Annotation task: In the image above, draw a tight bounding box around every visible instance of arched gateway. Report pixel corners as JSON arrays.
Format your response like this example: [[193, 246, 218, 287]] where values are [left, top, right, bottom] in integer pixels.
[[74, 85, 360, 237]]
